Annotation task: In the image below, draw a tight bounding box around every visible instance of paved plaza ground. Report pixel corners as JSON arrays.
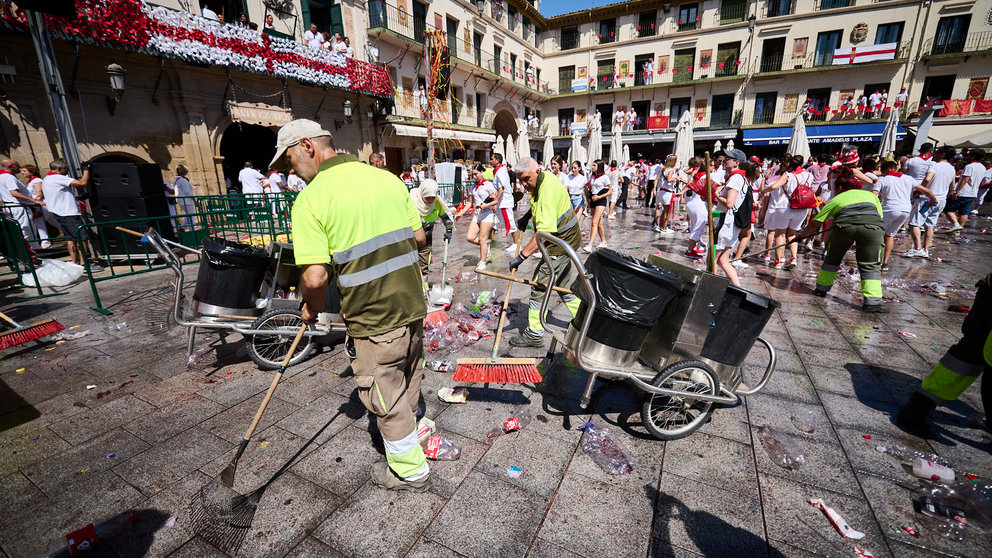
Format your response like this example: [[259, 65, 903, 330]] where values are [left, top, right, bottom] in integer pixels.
[[1, 202, 990, 558]]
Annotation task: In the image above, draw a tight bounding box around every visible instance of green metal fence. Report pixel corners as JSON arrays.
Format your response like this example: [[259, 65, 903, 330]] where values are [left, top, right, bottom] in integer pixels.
[[0, 213, 67, 302]]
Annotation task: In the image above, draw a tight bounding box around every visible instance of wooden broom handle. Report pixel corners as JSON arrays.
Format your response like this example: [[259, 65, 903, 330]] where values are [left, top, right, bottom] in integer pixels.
[[476, 269, 574, 295], [241, 323, 308, 442], [490, 243, 523, 359]]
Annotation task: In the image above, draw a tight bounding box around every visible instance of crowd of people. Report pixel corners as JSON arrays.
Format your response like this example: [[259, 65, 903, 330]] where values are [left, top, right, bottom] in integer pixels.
[[199, 7, 354, 57]]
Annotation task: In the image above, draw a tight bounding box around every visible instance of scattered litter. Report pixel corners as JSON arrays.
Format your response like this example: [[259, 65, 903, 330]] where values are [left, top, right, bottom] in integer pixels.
[[876, 445, 954, 469], [488, 406, 532, 439], [790, 410, 817, 434], [853, 545, 874, 558], [186, 346, 212, 368], [73, 468, 90, 477], [912, 457, 955, 482], [863, 434, 872, 440], [416, 418, 436, 444], [29, 435, 40, 441], [15, 368, 25, 374], [947, 305, 970, 313], [105, 453, 116, 459], [259, 442, 270, 448], [811, 320, 821, 326], [429, 360, 451, 372], [455, 271, 478, 282], [49, 330, 90, 342], [45, 347, 57, 352], [808, 498, 866, 539], [507, 465, 523, 479], [898, 331, 917, 339], [164, 516, 177, 528], [580, 422, 634, 475], [70, 325, 81, 329], [21, 258, 85, 287], [226, 371, 233, 375], [901, 525, 920, 538], [56, 340, 66, 345], [107, 322, 127, 332], [424, 436, 461, 460], [437, 387, 468, 403], [86, 385, 97, 390], [758, 423, 806, 470]]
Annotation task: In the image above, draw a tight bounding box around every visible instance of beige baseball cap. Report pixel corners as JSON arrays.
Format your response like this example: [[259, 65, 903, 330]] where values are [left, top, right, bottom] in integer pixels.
[[269, 119, 332, 171]]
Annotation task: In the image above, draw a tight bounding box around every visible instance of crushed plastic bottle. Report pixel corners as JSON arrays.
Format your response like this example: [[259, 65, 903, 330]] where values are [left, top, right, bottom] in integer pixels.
[[50, 330, 91, 342], [579, 422, 634, 475], [255, 296, 270, 309], [186, 346, 213, 368], [455, 271, 478, 282], [913, 457, 955, 482], [790, 409, 817, 434], [488, 405, 533, 439], [757, 423, 806, 470], [416, 418, 436, 444], [876, 445, 954, 469], [424, 436, 461, 460], [107, 321, 127, 332], [915, 480, 992, 538]]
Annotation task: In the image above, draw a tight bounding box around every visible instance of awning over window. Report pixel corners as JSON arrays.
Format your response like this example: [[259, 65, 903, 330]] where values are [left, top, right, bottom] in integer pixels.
[[743, 122, 906, 145], [390, 123, 496, 143]]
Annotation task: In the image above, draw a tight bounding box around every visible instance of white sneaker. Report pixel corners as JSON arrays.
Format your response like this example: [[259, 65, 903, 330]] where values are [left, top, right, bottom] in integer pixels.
[[582, 245, 593, 253], [731, 260, 749, 269], [918, 249, 930, 258], [40, 241, 52, 249], [505, 244, 518, 254], [598, 242, 608, 249], [476, 260, 486, 271], [661, 228, 675, 235], [607, 214, 616, 220], [946, 225, 963, 233], [902, 249, 920, 258]]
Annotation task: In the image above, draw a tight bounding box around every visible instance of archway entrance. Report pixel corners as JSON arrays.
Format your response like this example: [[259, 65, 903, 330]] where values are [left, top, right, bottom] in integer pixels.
[[493, 110, 518, 142], [219, 123, 277, 190]]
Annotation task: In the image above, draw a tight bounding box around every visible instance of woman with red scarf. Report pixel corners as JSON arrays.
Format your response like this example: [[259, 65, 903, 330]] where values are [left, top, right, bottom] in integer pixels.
[[761, 155, 812, 270], [583, 159, 612, 252], [675, 157, 707, 258]]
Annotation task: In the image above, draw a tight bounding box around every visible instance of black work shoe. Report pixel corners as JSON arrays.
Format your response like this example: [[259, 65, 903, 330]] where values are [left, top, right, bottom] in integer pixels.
[[895, 392, 936, 435], [415, 392, 426, 422], [812, 290, 827, 298], [509, 333, 545, 348], [346, 335, 356, 359], [861, 304, 890, 313], [370, 462, 431, 492]]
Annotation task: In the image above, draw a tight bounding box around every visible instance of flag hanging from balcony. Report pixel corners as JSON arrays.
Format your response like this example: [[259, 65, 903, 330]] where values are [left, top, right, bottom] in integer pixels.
[[832, 42, 898, 65]]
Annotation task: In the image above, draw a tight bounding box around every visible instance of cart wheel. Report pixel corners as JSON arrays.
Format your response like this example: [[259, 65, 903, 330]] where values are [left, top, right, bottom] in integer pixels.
[[641, 360, 719, 441], [246, 308, 316, 370]]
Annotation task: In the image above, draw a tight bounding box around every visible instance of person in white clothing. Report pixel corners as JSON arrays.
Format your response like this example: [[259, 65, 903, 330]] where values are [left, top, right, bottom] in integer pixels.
[[627, 108, 637, 131], [762, 155, 811, 269], [713, 150, 753, 287], [977, 164, 992, 211], [584, 159, 612, 252], [613, 108, 625, 130], [465, 164, 499, 270], [564, 160, 587, 219], [41, 159, 91, 265], [906, 145, 955, 258], [20, 164, 53, 248], [854, 161, 936, 270], [594, 109, 602, 127], [238, 161, 266, 195], [868, 91, 882, 118], [418, 85, 429, 117], [201, 6, 219, 20], [646, 159, 662, 207], [489, 153, 521, 252], [643, 60, 654, 85], [894, 87, 908, 108], [606, 160, 622, 219], [654, 155, 679, 233], [169, 165, 196, 231], [287, 169, 307, 191], [943, 148, 985, 231], [0, 158, 45, 248]]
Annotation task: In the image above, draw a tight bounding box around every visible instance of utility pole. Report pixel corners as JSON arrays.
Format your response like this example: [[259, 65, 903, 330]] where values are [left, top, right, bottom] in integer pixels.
[[27, 10, 83, 175], [425, 31, 436, 180]]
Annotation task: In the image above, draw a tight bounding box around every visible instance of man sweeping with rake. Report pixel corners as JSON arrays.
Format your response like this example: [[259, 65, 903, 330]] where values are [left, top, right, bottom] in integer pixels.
[[274, 119, 432, 492], [507, 157, 583, 349]]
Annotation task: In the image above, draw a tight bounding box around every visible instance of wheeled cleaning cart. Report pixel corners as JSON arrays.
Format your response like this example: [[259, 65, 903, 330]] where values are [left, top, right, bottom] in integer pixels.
[[535, 232, 779, 440]]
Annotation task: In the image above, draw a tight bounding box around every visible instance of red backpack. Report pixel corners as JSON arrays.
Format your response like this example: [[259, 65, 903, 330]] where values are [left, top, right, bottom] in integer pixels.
[[688, 172, 713, 203], [788, 171, 818, 210]]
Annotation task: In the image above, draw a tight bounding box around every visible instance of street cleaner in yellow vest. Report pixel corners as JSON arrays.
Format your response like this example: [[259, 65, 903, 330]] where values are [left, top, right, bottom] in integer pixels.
[[410, 179, 454, 291], [897, 272, 991, 436], [273, 119, 431, 491], [506, 157, 583, 348], [794, 166, 888, 313]]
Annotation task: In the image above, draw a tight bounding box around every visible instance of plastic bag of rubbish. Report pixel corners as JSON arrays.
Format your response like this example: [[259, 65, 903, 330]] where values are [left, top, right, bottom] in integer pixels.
[[580, 422, 634, 475], [757, 423, 806, 470], [22, 259, 86, 287]]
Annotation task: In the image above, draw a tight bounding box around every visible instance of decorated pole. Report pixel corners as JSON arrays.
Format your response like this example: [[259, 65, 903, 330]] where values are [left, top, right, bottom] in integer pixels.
[[704, 151, 715, 273], [425, 31, 436, 180]]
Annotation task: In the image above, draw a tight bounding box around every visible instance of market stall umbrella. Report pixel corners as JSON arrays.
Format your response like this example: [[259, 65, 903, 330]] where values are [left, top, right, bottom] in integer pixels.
[[517, 126, 530, 163], [788, 115, 812, 161], [587, 120, 603, 168], [877, 108, 899, 157], [567, 131, 582, 166], [493, 136, 505, 161], [673, 110, 694, 167], [505, 134, 518, 168], [622, 145, 630, 164], [609, 122, 624, 166], [713, 140, 722, 153], [542, 131, 554, 168]]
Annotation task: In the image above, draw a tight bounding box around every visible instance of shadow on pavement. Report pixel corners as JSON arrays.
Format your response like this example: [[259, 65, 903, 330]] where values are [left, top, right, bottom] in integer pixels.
[[0, 377, 40, 432]]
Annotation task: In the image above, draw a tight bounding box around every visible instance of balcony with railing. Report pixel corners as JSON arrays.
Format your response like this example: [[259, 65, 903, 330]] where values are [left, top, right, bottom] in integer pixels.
[[742, 103, 891, 127], [921, 31, 992, 57], [558, 58, 748, 96], [754, 40, 911, 74], [552, 27, 581, 51], [718, 1, 748, 25], [815, 0, 852, 10], [366, 2, 550, 94], [762, 0, 796, 18], [677, 16, 700, 33]]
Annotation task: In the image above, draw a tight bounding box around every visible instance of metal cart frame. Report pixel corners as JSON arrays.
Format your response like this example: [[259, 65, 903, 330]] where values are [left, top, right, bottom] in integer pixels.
[[534, 232, 778, 440], [142, 228, 345, 369]]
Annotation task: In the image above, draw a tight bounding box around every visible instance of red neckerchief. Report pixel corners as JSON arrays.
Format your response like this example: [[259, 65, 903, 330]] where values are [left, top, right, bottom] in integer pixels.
[[46, 171, 60, 176], [475, 179, 486, 187], [730, 169, 746, 178], [0, 169, 11, 176], [610, 166, 617, 171], [885, 171, 903, 178], [493, 164, 504, 175], [920, 154, 932, 161], [791, 168, 804, 175], [693, 170, 707, 181], [818, 163, 826, 167]]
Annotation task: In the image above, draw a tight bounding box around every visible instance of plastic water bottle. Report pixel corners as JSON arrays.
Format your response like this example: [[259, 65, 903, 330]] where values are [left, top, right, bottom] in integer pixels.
[[289, 286, 297, 300], [424, 436, 461, 460], [580, 422, 634, 475], [274, 286, 285, 299], [757, 423, 806, 470]]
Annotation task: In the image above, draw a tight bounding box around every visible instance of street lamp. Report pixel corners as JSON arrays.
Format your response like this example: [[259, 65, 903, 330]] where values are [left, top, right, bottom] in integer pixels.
[[335, 99, 353, 129], [105, 61, 126, 115], [747, 15, 756, 32]]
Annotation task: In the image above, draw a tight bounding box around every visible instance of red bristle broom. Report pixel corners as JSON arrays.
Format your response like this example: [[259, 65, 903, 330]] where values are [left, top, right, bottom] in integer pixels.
[[0, 310, 65, 350], [424, 239, 452, 328], [452, 244, 541, 384]]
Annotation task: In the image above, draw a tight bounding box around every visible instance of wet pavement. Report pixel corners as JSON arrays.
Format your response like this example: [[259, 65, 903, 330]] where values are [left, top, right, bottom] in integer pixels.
[[1, 200, 990, 557]]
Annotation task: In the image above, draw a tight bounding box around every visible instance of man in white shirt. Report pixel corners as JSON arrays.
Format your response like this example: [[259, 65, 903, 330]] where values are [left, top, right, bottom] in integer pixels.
[[906, 146, 956, 258], [627, 108, 637, 131], [527, 113, 539, 130], [0, 158, 45, 247], [613, 108, 625, 131], [868, 91, 882, 118], [201, 5, 219, 20], [287, 169, 307, 191], [490, 153, 521, 252], [41, 159, 91, 265], [594, 109, 602, 127], [904, 143, 933, 181], [238, 161, 266, 195], [894, 87, 908, 108], [303, 23, 318, 45], [643, 60, 653, 85], [646, 159, 662, 207], [944, 148, 986, 231], [418, 85, 429, 117]]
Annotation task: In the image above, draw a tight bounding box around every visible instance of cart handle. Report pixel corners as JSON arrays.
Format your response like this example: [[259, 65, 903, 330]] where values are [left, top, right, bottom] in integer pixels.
[[733, 336, 777, 397]]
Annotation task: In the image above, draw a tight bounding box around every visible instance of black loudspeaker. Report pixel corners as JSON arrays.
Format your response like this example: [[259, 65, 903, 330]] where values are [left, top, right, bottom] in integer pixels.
[[88, 163, 176, 256]]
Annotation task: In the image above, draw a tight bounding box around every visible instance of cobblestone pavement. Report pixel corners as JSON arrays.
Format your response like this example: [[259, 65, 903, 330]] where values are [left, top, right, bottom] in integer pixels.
[[1, 202, 990, 558]]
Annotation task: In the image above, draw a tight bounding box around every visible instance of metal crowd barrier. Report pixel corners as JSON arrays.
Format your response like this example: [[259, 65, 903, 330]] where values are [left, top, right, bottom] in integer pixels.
[[0, 212, 67, 301]]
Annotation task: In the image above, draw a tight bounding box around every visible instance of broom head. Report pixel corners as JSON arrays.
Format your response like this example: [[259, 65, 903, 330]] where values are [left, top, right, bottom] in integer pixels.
[[452, 357, 542, 383], [0, 318, 65, 350], [424, 309, 449, 329]]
